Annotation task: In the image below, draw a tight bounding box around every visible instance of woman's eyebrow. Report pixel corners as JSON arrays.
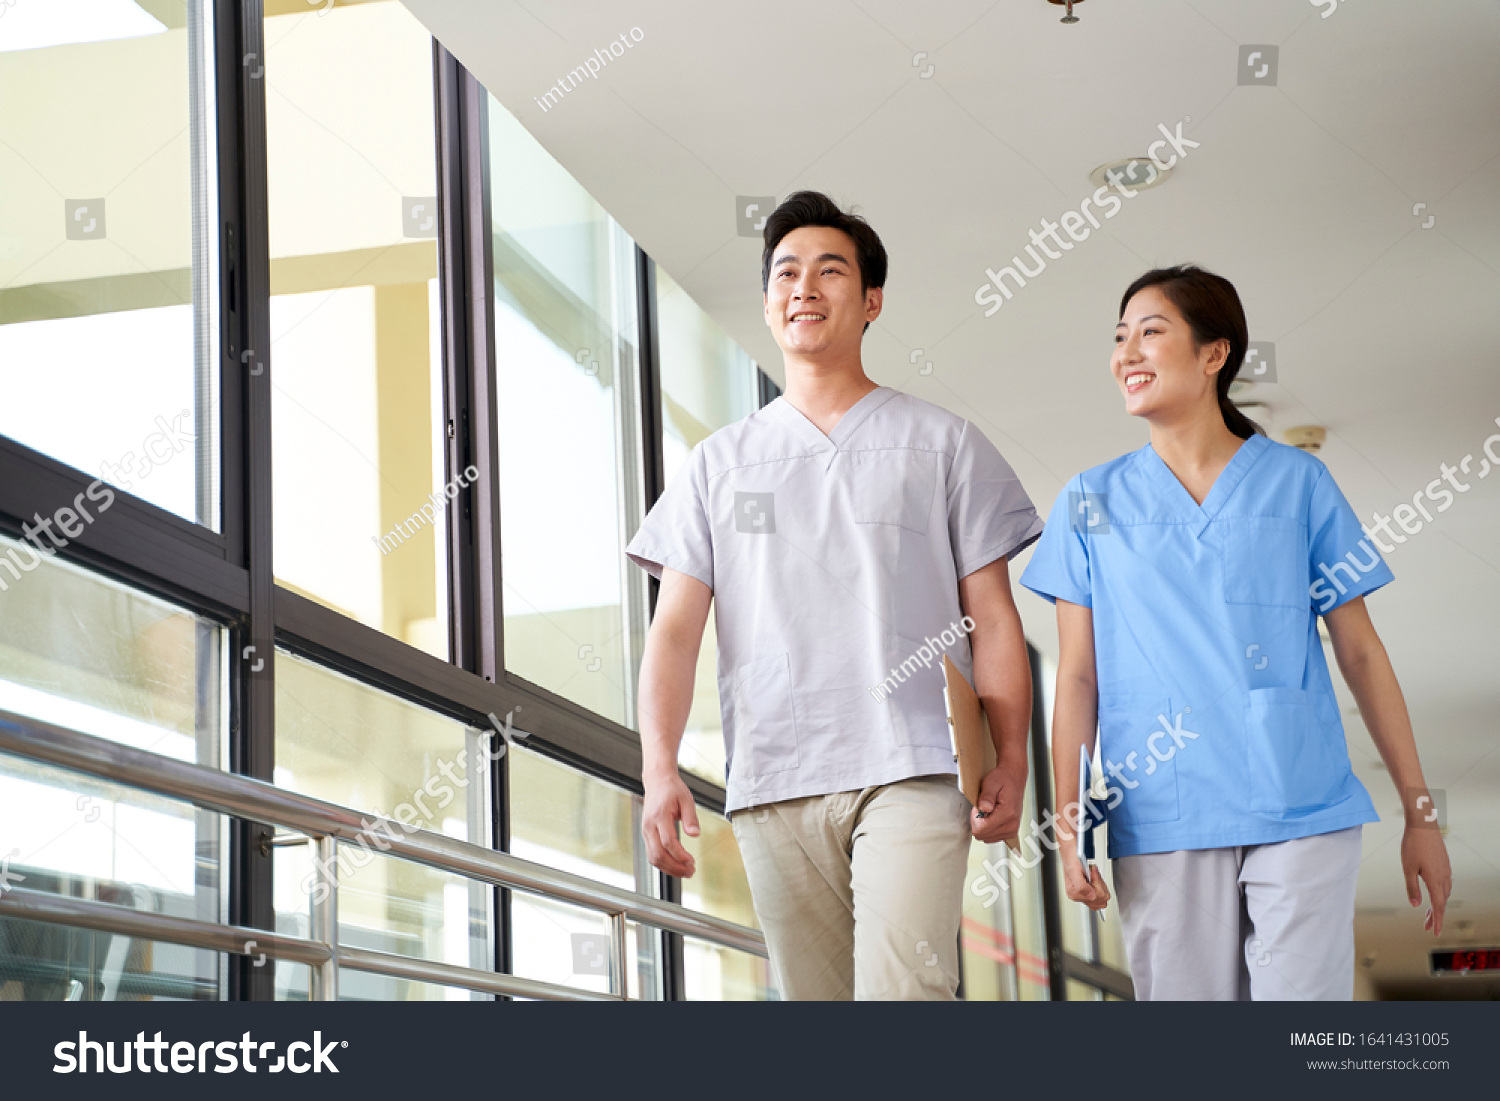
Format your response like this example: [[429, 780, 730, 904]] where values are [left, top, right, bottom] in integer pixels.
[[1117, 314, 1171, 328]]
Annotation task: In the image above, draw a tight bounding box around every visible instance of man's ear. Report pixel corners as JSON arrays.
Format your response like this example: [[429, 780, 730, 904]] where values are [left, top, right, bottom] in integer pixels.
[[764, 291, 773, 329], [865, 286, 884, 326]]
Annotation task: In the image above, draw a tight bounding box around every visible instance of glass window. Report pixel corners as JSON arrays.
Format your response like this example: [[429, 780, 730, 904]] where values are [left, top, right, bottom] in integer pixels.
[[487, 96, 649, 729], [265, 0, 449, 659], [272, 651, 493, 985], [1066, 978, 1103, 1001], [507, 746, 662, 999], [0, 1, 220, 528], [1010, 734, 1052, 1000], [654, 267, 760, 783], [1034, 648, 1097, 964], [0, 918, 221, 1002], [679, 809, 772, 1000], [960, 838, 1018, 1000], [0, 535, 227, 1000]]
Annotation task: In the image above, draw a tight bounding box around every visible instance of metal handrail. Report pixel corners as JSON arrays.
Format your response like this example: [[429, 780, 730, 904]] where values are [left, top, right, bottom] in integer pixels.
[[0, 709, 766, 1001]]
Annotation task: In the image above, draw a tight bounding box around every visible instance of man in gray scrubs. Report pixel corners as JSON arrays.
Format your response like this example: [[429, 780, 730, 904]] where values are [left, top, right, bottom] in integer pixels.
[[626, 191, 1043, 1000]]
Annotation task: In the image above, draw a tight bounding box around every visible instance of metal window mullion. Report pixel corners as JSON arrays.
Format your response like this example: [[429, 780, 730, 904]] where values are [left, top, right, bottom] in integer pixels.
[[434, 45, 508, 985], [223, 0, 276, 1002]]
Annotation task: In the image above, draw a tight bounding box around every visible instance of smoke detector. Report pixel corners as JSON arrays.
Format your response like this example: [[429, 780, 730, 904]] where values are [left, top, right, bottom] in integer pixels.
[[1089, 158, 1172, 192], [1284, 425, 1326, 453]]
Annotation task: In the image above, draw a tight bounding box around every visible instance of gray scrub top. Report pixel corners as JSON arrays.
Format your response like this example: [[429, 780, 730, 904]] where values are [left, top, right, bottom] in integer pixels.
[[626, 386, 1044, 813]]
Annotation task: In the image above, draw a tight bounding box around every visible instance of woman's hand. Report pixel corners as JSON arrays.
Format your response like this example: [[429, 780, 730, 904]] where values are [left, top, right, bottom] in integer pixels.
[[1400, 826, 1452, 935], [1060, 845, 1111, 912]]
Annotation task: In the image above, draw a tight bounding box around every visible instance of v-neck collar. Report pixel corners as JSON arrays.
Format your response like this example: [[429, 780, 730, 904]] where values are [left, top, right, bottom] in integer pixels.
[[1142, 433, 1270, 535], [772, 385, 899, 452]]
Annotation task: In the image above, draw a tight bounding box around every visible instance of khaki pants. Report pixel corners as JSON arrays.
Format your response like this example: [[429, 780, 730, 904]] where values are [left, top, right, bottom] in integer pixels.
[[728, 773, 972, 1001]]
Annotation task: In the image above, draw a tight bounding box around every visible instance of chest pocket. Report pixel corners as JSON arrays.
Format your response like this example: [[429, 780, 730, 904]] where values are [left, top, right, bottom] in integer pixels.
[[1218, 517, 1309, 610], [846, 450, 936, 535]]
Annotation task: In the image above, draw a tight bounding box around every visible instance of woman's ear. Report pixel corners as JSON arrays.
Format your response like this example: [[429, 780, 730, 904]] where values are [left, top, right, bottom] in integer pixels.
[[1201, 337, 1231, 376]]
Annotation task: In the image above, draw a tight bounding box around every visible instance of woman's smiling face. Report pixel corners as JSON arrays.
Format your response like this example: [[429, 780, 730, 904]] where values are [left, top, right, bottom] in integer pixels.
[[1112, 285, 1227, 422]]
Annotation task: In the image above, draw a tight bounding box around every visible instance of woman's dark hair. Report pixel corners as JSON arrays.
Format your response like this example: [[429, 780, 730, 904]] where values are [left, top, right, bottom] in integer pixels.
[[1118, 265, 1264, 439], [761, 190, 888, 296]]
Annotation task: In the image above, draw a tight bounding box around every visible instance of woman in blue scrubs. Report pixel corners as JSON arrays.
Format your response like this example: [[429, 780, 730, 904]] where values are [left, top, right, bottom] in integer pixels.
[[1021, 265, 1452, 1000]]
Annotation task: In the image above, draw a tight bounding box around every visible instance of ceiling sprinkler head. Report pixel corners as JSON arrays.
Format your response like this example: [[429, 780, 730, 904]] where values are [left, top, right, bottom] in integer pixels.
[[1047, 0, 1084, 24]]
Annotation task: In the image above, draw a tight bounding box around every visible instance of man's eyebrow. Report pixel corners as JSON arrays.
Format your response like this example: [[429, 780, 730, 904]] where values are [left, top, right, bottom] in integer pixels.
[[1116, 314, 1170, 327], [773, 251, 851, 269]]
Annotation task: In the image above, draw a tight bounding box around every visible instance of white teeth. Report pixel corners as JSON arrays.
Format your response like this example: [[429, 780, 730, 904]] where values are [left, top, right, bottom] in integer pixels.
[[1126, 373, 1154, 386], [791, 313, 825, 321]]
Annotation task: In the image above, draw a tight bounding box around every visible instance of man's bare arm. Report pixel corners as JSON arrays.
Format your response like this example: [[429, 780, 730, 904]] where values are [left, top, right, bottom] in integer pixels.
[[958, 556, 1032, 844], [638, 567, 713, 878]]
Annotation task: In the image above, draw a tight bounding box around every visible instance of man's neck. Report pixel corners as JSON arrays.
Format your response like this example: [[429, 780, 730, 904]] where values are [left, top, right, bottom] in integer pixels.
[[780, 357, 879, 438]]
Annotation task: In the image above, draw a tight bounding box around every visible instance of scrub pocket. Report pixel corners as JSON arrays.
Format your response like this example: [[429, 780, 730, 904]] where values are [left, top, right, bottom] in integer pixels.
[[847, 450, 936, 535], [733, 652, 800, 777], [1244, 686, 1347, 812], [1097, 695, 1180, 826], [1218, 517, 1308, 609]]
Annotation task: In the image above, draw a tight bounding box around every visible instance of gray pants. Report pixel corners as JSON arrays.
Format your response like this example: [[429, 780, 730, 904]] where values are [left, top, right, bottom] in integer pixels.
[[1112, 826, 1362, 1000]]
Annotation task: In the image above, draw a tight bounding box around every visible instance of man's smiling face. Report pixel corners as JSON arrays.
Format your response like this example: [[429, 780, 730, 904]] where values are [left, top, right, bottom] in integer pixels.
[[764, 225, 882, 358]]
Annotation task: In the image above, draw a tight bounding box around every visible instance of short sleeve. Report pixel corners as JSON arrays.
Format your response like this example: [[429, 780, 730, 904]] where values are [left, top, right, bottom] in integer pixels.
[[625, 443, 714, 590], [1308, 465, 1392, 614], [947, 420, 1045, 578], [1018, 477, 1093, 608]]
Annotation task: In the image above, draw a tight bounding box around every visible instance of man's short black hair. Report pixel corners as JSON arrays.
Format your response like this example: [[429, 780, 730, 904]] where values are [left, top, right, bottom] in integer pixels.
[[760, 190, 888, 294]]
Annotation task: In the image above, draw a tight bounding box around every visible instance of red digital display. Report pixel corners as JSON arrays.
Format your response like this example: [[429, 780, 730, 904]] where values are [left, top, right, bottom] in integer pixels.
[[1431, 948, 1500, 973]]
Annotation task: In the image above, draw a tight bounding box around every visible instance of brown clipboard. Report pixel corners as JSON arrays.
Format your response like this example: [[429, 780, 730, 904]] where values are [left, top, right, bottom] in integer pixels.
[[942, 654, 1020, 852]]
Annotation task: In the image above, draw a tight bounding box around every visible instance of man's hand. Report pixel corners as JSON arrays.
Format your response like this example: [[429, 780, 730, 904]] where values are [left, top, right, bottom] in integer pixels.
[[642, 772, 700, 878], [1401, 826, 1452, 936], [970, 760, 1025, 844]]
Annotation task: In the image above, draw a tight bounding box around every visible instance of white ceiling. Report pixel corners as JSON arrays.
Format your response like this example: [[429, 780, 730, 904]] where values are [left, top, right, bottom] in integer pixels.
[[403, 0, 1500, 995]]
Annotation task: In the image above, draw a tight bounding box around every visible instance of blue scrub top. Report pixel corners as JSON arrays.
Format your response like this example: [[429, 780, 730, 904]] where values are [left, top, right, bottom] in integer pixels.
[[1020, 434, 1389, 857]]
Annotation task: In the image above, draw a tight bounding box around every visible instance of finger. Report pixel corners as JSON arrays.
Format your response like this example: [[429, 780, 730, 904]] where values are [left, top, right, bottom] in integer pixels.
[[1404, 862, 1422, 909], [977, 773, 1004, 814], [1428, 875, 1447, 936], [679, 791, 701, 838], [1063, 858, 1095, 900], [1090, 866, 1112, 904], [653, 817, 695, 876]]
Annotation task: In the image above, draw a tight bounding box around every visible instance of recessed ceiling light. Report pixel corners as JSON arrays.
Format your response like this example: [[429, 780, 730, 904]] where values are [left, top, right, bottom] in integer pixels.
[[1089, 158, 1172, 192]]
